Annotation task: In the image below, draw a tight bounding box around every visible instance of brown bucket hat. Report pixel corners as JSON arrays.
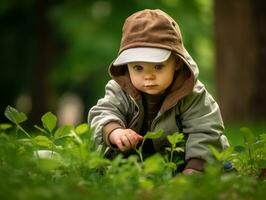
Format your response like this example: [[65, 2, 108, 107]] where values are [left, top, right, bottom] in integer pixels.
[[118, 9, 184, 54], [110, 9, 187, 72], [112, 9, 185, 67]]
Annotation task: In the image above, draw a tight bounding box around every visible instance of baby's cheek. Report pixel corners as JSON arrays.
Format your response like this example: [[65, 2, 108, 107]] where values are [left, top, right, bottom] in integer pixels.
[[132, 78, 142, 89]]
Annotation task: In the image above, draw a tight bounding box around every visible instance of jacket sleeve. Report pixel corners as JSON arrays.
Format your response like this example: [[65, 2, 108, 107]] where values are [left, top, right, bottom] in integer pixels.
[[179, 80, 229, 163], [88, 80, 130, 149]]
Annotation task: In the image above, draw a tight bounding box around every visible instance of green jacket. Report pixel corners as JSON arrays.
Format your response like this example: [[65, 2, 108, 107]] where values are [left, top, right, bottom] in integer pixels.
[[88, 9, 229, 168], [88, 59, 229, 161]]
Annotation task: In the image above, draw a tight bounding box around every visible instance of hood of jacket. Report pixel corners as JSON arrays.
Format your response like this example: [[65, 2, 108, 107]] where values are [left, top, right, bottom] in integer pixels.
[[108, 9, 199, 113]]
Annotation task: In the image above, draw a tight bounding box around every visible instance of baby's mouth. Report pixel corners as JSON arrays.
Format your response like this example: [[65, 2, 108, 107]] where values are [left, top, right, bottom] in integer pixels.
[[144, 84, 157, 88]]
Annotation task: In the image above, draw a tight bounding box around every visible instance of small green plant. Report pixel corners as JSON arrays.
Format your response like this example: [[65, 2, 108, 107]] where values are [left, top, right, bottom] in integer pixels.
[[166, 132, 184, 162], [165, 132, 185, 174], [134, 129, 163, 164], [209, 127, 266, 176], [2, 106, 110, 174], [209, 144, 235, 174], [236, 127, 266, 176], [1, 106, 266, 200], [4, 105, 31, 138]]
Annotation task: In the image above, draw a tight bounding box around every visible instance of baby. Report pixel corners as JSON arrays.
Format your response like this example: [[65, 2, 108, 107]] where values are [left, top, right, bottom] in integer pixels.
[[88, 9, 229, 174]]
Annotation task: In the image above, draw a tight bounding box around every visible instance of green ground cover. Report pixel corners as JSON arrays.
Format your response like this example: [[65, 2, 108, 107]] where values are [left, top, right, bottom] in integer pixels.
[[225, 122, 266, 146], [0, 106, 265, 200]]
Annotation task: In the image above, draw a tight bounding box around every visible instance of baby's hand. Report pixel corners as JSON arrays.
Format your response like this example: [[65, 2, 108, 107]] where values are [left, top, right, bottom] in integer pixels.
[[109, 128, 143, 151]]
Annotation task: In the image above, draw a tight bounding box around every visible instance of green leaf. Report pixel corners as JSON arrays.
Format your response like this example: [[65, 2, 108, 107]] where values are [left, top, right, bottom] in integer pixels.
[[209, 146, 234, 161], [75, 123, 89, 135], [54, 125, 73, 139], [36, 157, 63, 171], [209, 145, 221, 160], [144, 129, 163, 140], [18, 138, 32, 145], [165, 162, 177, 170], [4, 106, 27, 124], [240, 127, 255, 145], [41, 112, 57, 133], [139, 177, 154, 190], [253, 140, 264, 150], [260, 133, 266, 142], [165, 147, 171, 152], [34, 125, 49, 135], [220, 146, 234, 160], [32, 135, 52, 148], [144, 153, 165, 174], [173, 147, 184, 153], [0, 123, 12, 131], [167, 133, 184, 146], [87, 156, 111, 169]]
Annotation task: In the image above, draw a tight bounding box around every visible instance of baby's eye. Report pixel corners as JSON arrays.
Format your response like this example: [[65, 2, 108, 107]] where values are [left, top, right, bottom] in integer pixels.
[[154, 64, 164, 70], [133, 65, 143, 71]]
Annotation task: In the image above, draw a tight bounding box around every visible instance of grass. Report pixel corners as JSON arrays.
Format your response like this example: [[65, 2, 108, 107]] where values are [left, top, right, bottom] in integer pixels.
[[1, 106, 266, 200], [225, 121, 266, 146]]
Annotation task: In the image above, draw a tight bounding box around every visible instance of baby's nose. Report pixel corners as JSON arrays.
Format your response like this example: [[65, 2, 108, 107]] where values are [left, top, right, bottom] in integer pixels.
[[144, 73, 155, 80]]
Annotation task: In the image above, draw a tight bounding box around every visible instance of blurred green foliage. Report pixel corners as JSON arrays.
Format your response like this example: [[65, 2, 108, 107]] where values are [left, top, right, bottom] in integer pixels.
[[0, 0, 215, 120], [226, 122, 266, 146], [48, 0, 215, 99], [0, 106, 266, 200]]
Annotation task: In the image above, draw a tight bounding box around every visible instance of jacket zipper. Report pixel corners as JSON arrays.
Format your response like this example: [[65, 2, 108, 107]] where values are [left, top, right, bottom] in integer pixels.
[[128, 96, 140, 128], [151, 103, 178, 131], [150, 113, 162, 131]]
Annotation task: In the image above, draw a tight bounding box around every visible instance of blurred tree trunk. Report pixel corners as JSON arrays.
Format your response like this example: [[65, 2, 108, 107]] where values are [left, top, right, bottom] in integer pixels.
[[29, 0, 56, 124], [215, 0, 266, 122]]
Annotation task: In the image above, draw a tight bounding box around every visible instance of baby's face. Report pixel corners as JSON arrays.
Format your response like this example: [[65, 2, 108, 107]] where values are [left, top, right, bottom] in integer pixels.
[[127, 55, 179, 95]]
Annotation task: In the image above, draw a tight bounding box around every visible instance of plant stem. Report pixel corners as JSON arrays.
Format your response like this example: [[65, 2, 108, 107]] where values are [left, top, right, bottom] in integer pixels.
[[71, 130, 82, 144], [134, 138, 146, 165], [170, 149, 173, 163], [17, 124, 31, 138], [247, 146, 254, 172], [139, 147, 143, 164]]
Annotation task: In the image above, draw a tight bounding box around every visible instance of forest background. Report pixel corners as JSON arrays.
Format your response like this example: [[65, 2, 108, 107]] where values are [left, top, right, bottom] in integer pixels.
[[1, 0, 266, 146]]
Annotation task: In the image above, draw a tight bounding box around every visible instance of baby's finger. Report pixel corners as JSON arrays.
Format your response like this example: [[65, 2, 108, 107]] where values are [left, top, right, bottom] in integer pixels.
[[137, 134, 143, 141], [128, 130, 143, 141], [126, 134, 139, 147], [115, 139, 124, 151], [120, 135, 131, 150], [133, 133, 143, 142]]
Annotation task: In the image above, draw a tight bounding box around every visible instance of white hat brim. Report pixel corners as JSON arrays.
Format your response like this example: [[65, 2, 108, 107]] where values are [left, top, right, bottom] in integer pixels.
[[113, 47, 171, 66]]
